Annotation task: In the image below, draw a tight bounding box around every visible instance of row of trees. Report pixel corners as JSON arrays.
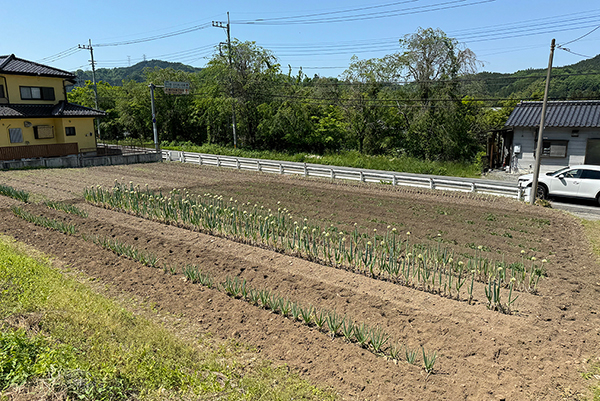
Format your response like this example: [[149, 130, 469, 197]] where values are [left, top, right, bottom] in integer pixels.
[[69, 28, 516, 162]]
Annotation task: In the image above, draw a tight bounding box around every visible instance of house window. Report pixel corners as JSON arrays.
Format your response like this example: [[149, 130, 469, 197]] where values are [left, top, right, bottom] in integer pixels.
[[65, 127, 76, 136], [0, 84, 5, 98], [20, 86, 55, 101], [9, 128, 23, 143], [541, 140, 568, 158], [34, 125, 54, 139]]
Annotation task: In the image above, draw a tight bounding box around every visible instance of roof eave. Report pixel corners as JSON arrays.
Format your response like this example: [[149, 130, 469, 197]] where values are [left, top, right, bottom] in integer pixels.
[[0, 70, 75, 80]]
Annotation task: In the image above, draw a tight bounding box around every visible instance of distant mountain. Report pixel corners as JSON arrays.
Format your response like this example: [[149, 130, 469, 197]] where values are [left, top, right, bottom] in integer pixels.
[[476, 54, 600, 100], [73, 60, 203, 86]]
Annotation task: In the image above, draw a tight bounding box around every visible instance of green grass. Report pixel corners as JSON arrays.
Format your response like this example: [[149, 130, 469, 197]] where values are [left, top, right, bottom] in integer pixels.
[[0, 236, 335, 400], [583, 220, 600, 260], [122, 140, 482, 177], [582, 357, 600, 401]]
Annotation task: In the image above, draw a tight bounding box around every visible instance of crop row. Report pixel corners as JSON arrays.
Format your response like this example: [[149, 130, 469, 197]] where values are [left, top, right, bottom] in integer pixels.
[[44, 200, 88, 218], [7, 203, 441, 374], [0, 184, 29, 203], [11, 206, 77, 235], [11, 202, 521, 314], [84, 182, 544, 311], [215, 272, 438, 373], [78, 227, 440, 374], [83, 234, 159, 268]]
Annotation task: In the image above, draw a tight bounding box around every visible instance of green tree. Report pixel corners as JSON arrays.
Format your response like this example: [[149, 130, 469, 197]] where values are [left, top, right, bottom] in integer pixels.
[[68, 81, 125, 140], [392, 27, 479, 104], [341, 56, 390, 154], [205, 40, 281, 147]]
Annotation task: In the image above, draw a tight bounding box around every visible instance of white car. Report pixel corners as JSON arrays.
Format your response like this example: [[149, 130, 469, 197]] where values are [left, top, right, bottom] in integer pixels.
[[518, 165, 600, 204]]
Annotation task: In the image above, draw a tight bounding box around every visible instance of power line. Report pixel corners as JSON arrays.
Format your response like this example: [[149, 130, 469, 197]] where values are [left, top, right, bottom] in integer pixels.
[[93, 44, 216, 67], [245, 12, 600, 59], [95, 23, 212, 47], [555, 23, 600, 59], [238, 0, 418, 23], [557, 47, 591, 59], [234, 0, 495, 25], [560, 24, 600, 46], [188, 89, 597, 109], [36, 47, 82, 63]]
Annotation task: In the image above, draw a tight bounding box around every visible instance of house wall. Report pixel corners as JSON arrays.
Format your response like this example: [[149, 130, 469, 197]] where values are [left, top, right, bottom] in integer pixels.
[[0, 118, 96, 150], [0, 74, 66, 104], [511, 127, 600, 173]]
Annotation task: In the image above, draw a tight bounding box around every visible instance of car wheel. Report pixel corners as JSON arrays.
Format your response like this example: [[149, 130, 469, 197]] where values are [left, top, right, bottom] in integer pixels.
[[596, 192, 600, 206], [536, 184, 548, 200]]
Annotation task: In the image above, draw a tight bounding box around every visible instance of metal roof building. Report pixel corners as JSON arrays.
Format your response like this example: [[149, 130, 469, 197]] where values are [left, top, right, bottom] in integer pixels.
[[505, 100, 600, 128], [504, 100, 600, 173]]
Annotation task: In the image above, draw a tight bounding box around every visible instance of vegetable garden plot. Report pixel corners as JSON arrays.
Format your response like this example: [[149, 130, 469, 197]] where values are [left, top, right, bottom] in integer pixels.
[[0, 163, 599, 400], [84, 182, 545, 313]]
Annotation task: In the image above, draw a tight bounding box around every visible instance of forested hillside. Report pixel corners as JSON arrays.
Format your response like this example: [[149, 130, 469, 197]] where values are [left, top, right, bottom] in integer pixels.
[[74, 60, 203, 86], [476, 54, 600, 100]]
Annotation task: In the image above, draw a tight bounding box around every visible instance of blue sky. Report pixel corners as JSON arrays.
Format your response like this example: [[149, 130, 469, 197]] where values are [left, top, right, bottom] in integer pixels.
[[3, 0, 600, 78]]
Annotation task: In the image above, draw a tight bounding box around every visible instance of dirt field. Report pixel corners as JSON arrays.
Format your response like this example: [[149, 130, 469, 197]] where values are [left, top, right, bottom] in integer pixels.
[[1, 161, 599, 400]]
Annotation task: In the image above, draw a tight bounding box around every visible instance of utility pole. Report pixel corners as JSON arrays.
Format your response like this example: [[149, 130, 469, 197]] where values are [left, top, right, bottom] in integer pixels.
[[78, 40, 101, 139], [212, 12, 238, 148], [149, 83, 160, 153], [530, 38, 556, 205]]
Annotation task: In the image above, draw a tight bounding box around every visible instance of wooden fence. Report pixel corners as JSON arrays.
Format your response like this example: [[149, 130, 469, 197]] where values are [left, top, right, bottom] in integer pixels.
[[0, 143, 79, 161]]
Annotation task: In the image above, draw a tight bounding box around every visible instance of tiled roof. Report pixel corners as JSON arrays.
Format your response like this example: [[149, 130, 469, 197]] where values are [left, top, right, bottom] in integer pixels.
[[0, 54, 75, 80], [505, 100, 600, 128], [0, 101, 105, 118]]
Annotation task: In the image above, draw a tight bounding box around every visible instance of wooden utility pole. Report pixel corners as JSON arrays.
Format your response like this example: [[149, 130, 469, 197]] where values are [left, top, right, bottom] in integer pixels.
[[78, 39, 101, 139], [530, 38, 556, 205], [212, 12, 238, 148]]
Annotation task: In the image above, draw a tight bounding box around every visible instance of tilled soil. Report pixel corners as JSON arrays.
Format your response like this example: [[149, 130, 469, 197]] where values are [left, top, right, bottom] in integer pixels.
[[1, 162, 599, 400]]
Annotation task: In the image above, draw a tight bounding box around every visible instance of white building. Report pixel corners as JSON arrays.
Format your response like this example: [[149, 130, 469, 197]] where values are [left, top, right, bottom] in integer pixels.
[[505, 100, 600, 174]]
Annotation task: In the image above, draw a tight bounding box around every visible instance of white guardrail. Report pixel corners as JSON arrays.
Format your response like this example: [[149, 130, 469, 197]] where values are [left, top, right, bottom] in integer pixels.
[[162, 150, 527, 200]]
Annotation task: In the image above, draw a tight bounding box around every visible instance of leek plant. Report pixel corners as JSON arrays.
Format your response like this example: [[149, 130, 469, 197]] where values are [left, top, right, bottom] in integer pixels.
[[83, 181, 544, 314]]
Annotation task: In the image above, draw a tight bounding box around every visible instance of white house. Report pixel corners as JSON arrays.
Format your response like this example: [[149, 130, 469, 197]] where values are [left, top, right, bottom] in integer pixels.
[[505, 100, 600, 174]]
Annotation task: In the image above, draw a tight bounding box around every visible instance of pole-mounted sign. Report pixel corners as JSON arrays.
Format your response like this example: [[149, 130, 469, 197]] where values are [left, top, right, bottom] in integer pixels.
[[149, 81, 191, 156], [163, 81, 190, 95]]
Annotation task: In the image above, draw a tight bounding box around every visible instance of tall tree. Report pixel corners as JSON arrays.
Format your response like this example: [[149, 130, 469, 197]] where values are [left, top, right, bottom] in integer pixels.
[[392, 27, 479, 104], [205, 40, 281, 147]]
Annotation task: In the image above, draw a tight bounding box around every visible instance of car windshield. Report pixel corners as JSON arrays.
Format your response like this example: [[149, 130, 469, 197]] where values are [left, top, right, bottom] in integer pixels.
[[548, 167, 570, 176]]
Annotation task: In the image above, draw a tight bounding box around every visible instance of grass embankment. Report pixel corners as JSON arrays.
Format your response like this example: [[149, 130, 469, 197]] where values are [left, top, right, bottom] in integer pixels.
[[114, 139, 481, 177], [0, 236, 334, 400]]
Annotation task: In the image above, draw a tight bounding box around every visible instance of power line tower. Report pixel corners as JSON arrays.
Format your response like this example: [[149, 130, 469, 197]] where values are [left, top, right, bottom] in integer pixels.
[[78, 39, 101, 139], [212, 12, 238, 148]]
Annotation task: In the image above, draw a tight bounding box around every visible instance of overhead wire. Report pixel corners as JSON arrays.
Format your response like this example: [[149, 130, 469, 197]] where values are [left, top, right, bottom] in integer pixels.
[[555, 23, 600, 59], [38, 2, 599, 78], [95, 23, 212, 47], [36, 47, 82, 63], [237, 0, 418, 22], [559, 24, 600, 46], [234, 0, 495, 25], [557, 48, 592, 59]]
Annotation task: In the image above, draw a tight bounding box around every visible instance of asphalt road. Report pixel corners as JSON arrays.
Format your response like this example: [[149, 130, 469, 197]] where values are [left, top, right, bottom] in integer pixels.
[[482, 171, 600, 220], [547, 197, 600, 220]]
